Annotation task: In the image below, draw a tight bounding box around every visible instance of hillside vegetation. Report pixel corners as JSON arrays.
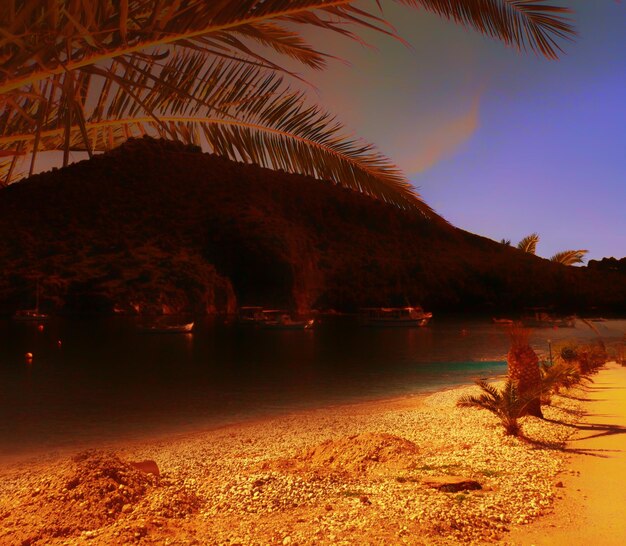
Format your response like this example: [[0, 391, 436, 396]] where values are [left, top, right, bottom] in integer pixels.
[[1, 138, 624, 315]]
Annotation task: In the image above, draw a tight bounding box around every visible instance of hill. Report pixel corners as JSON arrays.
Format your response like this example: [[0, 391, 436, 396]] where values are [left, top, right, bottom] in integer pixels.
[[1, 137, 624, 315]]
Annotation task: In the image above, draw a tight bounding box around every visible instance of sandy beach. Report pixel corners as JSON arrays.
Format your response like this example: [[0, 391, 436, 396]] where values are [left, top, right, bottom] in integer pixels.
[[2, 363, 623, 545], [506, 362, 626, 545]]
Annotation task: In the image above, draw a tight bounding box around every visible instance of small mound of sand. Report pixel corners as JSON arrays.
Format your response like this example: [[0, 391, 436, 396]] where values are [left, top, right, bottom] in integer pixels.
[[61, 451, 155, 525], [267, 433, 419, 477], [4, 451, 156, 544]]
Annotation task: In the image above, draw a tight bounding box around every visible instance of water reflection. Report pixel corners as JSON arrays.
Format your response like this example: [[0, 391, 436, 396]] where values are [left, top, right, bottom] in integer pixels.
[[0, 316, 624, 457]]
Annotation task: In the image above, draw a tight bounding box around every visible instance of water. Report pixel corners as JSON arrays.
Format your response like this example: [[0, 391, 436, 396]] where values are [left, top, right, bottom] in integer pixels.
[[1, 316, 624, 458]]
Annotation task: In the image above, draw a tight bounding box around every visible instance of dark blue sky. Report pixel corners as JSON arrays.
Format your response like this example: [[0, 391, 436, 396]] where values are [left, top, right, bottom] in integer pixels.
[[295, 1, 625, 261]]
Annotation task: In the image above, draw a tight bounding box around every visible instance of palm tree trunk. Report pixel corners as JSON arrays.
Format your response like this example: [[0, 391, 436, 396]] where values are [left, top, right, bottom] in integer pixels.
[[508, 344, 543, 418]]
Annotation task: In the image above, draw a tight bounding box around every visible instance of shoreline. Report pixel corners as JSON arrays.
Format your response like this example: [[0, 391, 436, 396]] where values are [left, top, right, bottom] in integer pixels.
[[0, 369, 509, 467], [0, 370, 593, 545]]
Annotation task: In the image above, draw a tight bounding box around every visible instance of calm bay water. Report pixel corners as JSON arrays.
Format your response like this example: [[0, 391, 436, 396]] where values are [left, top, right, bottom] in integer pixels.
[[1, 316, 624, 457]]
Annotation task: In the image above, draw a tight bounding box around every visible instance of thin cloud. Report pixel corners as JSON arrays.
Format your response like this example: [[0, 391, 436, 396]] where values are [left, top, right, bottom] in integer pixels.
[[403, 92, 481, 175]]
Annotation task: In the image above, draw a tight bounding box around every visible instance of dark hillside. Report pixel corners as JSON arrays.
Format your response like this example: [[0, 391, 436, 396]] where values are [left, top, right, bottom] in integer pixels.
[[1, 137, 624, 315]]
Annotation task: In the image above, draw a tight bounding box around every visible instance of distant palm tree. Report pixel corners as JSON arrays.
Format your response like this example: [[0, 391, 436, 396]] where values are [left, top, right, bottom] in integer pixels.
[[457, 379, 529, 436], [550, 250, 588, 266], [516, 234, 588, 266], [0, 1, 574, 211], [517, 233, 540, 255]]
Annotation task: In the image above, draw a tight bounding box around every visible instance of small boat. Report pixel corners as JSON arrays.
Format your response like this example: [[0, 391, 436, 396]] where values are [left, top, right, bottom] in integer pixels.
[[492, 318, 514, 325], [13, 309, 49, 321], [261, 311, 314, 330], [238, 306, 267, 325], [522, 310, 576, 328], [137, 321, 194, 334], [359, 306, 432, 327], [13, 279, 48, 321]]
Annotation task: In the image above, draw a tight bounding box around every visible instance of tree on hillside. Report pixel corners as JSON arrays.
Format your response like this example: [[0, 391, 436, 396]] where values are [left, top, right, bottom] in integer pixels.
[[513, 234, 588, 265], [517, 233, 540, 255], [550, 250, 588, 266], [0, 1, 574, 212]]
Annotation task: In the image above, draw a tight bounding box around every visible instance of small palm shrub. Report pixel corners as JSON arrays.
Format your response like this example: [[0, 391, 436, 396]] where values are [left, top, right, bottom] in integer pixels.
[[556, 341, 608, 375], [540, 360, 587, 400], [457, 380, 532, 436], [576, 342, 608, 374]]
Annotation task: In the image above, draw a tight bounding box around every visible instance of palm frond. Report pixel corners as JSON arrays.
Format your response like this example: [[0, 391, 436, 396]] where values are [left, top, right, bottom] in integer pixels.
[[1, 0, 576, 199], [457, 379, 527, 435], [1, 1, 575, 94], [0, 58, 435, 214], [0, 115, 430, 212], [517, 232, 539, 254], [508, 322, 530, 349], [398, 0, 574, 59], [540, 361, 585, 392], [550, 249, 588, 266]]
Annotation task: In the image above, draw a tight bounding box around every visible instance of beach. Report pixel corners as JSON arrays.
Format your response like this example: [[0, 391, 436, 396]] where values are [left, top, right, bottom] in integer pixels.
[[1, 364, 620, 545], [506, 362, 626, 545]]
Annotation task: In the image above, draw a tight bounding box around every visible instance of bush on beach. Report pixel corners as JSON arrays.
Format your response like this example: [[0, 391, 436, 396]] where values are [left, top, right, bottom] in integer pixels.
[[458, 337, 609, 436], [457, 380, 528, 437]]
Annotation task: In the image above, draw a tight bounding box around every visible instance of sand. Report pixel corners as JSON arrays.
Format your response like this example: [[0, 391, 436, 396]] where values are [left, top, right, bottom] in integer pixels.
[[506, 362, 626, 545], [1, 365, 622, 545]]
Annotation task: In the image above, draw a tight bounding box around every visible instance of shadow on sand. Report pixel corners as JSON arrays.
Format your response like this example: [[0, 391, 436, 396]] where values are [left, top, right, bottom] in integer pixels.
[[522, 418, 626, 457]]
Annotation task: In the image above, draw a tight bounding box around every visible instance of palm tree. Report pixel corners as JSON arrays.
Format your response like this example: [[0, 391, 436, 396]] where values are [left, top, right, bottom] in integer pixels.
[[550, 250, 588, 266], [540, 360, 586, 395], [517, 233, 540, 254], [457, 379, 529, 436], [507, 324, 543, 418], [516, 234, 587, 265], [0, 1, 574, 209]]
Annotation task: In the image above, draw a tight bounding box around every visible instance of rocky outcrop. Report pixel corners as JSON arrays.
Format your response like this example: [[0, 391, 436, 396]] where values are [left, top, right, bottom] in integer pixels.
[[588, 257, 626, 275], [1, 137, 625, 315]]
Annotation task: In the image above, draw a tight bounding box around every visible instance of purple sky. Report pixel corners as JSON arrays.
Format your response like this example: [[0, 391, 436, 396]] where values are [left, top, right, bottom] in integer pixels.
[[291, 0, 625, 261]]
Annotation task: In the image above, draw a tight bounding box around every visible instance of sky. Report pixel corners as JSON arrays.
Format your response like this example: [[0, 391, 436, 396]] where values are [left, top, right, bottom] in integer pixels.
[[289, 0, 626, 262], [31, 1, 625, 262]]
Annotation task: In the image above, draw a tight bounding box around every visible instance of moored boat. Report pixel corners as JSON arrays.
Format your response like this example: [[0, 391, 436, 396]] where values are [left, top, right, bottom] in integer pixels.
[[137, 321, 194, 334], [261, 310, 314, 330], [359, 306, 432, 327], [13, 309, 49, 322], [13, 279, 48, 321], [522, 309, 576, 328], [238, 306, 267, 325], [492, 317, 514, 325]]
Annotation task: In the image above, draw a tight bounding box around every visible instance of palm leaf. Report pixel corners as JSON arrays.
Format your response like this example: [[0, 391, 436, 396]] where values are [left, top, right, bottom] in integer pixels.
[[1, 1, 575, 94], [457, 379, 528, 435], [550, 249, 588, 266], [0, 114, 429, 212], [398, 1, 574, 59], [1, 0, 576, 196], [517, 232, 539, 254], [0, 60, 434, 214]]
